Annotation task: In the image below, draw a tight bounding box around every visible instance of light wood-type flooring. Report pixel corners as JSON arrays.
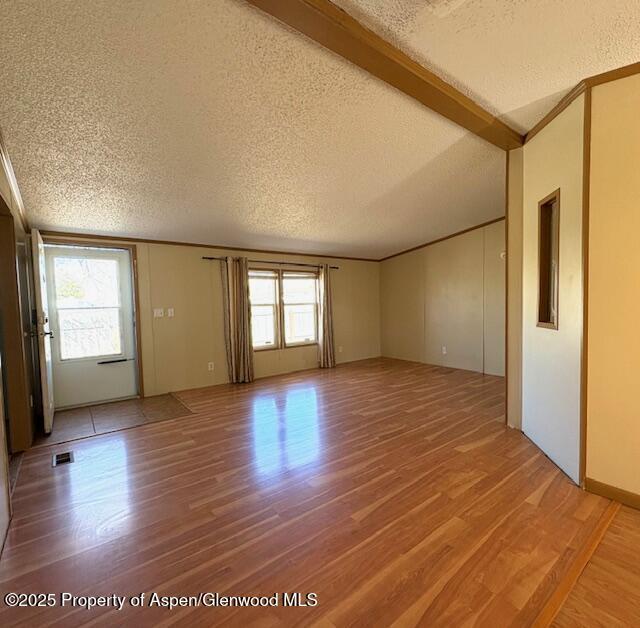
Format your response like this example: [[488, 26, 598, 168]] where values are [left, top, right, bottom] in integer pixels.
[[0, 358, 620, 626], [554, 505, 640, 626]]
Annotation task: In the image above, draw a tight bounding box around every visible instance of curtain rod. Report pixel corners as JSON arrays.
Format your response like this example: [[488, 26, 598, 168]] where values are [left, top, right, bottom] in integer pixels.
[[202, 256, 339, 269]]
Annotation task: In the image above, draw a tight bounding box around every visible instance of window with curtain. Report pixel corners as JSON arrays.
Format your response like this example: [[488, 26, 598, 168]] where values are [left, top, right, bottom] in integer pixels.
[[248, 269, 318, 350], [248, 270, 278, 349]]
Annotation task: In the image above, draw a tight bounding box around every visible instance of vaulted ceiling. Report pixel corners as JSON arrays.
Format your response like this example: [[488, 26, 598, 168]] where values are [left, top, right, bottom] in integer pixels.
[[0, 0, 638, 258], [334, 0, 640, 132]]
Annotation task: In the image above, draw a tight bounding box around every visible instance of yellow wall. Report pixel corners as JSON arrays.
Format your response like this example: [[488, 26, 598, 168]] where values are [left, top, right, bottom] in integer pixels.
[[379, 220, 505, 375], [507, 147, 524, 428], [521, 95, 584, 484], [587, 73, 640, 495], [48, 237, 381, 396]]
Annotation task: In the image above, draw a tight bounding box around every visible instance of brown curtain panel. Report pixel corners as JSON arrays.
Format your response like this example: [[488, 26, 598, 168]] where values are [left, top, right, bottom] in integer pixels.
[[220, 256, 254, 383], [318, 263, 335, 368]]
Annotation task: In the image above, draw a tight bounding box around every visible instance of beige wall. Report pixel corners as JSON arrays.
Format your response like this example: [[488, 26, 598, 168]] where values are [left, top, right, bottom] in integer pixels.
[[586, 73, 640, 495], [482, 220, 506, 376], [423, 229, 484, 372], [380, 220, 505, 375], [380, 249, 426, 363], [49, 237, 381, 396], [507, 148, 524, 428], [521, 95, 584, 484]]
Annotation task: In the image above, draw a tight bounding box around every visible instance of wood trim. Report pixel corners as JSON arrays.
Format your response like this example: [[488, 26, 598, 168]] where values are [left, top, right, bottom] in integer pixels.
[[245, 0, 523, 151], [129, 244, 145, 399], [504, 151, 509, 426], [379, 217, 505, 262], [585, 60, 640, 88], [536, 189, 560, 331], [0, 210, 33, 451], [42, 237, 146, 399], [0, 129, 29, 233], [579, 88, 592, 485], [525, 62, 640, 144], [39, 230, 377, 263], [525, 82, 587, 144], [532, 499, 620, 627], [585, 478, 640, 510], [44, 223, 511, 267]]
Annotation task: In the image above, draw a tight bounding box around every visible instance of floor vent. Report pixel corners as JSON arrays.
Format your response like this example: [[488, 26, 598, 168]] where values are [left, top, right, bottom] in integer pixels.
[[52, 451, 74, 467]]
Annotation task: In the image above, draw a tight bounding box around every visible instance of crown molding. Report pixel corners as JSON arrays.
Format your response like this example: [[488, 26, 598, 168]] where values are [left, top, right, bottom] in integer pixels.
[[0, 128, 29, 232], [379, 216, 505, 262], [525, 61, 640, 144], [39, 230, 380, 262]]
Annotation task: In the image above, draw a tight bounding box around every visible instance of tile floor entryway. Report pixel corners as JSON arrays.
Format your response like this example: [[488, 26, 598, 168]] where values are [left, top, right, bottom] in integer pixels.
[[33, 394, 193, 447]]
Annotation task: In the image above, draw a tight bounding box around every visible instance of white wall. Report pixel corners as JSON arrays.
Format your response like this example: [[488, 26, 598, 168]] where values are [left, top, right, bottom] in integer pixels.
[[522, 95, 584, 484]]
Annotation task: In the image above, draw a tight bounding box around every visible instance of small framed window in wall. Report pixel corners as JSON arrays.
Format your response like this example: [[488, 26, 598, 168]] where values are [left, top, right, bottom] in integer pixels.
[[537, 189, 560, 329]]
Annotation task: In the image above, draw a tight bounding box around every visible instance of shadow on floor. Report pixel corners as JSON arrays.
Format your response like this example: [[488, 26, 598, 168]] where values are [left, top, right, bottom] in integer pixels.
[[32, 394, 194, 448]]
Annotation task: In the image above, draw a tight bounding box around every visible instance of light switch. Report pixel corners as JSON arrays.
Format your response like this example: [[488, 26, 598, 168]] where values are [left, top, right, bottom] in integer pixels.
[[167, 308, 175, 318], [153, 308, 164, 318]]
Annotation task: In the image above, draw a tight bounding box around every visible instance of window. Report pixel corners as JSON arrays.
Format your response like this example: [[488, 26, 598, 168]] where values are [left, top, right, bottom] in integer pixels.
[[248, 269, 318, 350], [249, 270, 278, 349], [53, 256, 124, 359], [282, 272, 318, 346], [538, 189, 560, 329]]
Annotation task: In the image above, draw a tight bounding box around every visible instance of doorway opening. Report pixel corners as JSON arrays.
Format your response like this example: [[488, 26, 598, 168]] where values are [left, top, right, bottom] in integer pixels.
[[34, 241, 143, 441]]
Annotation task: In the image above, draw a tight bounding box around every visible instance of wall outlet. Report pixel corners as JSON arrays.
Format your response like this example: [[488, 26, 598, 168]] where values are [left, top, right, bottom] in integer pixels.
[[207, 362, 215, 371], [441, 345, 447, 355], [167, 308, 175, 318], [153, 308, 164, 318], [338, 345, 343, 353]]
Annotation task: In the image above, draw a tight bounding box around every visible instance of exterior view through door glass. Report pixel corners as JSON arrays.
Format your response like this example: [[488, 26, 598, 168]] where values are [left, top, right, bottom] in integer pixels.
[[45, 244, 139, 408]]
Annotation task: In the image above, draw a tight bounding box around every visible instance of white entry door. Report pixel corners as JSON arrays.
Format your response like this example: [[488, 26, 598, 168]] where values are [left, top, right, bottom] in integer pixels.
[[31, 229, 55, 433], [44, 244, 139, 408]]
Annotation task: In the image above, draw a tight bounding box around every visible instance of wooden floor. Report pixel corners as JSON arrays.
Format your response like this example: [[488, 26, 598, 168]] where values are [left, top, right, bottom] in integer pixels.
[[554, 505, 640, 626], [0, 358, 614, 626]]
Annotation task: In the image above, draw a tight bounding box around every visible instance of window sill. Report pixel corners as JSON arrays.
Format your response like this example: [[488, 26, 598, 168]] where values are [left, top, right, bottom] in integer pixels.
[[253, 342, 318, 352]]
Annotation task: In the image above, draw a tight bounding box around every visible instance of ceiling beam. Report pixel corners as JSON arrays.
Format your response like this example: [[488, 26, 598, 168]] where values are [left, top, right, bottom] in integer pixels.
[[245, 0, 524, 150]]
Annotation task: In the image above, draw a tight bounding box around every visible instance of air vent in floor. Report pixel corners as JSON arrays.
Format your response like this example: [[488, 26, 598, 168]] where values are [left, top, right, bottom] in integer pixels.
[[52, 451, 74, 467]]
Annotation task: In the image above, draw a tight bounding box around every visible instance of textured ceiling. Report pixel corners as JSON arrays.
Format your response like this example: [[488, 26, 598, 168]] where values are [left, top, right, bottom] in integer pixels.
[[334, 0, 640, 133], [0, 0, 505, 259]]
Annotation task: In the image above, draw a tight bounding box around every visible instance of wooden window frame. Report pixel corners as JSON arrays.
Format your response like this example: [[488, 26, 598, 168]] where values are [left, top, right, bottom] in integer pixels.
[[280, 270, 319, 348], [249, 267, 319, 351], [248, 269, 280, 352], [537, 189, 561, 330]]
